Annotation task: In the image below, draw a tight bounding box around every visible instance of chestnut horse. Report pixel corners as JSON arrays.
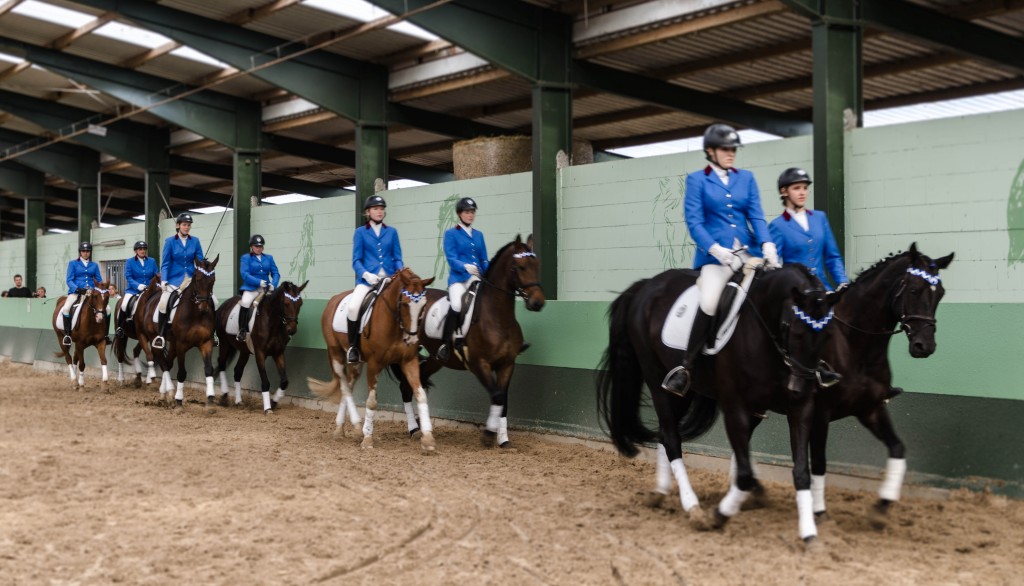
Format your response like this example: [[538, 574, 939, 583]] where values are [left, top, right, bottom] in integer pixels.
[[111, 277, 162, 387], [307, 268, 435, 451], [214, 280, 309, 413], [51, 279, 112, 389]]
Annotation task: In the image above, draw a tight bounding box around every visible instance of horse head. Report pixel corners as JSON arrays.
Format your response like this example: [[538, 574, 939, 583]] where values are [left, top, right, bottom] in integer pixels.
[[774, 267, 846, 396], [87, 278, 111, 324], [507, 234, 545, 311], [191, 254, 219, 313], [395, 268, 434, 345], [898, 243, 954, 358], [276, 280, 308, 338]]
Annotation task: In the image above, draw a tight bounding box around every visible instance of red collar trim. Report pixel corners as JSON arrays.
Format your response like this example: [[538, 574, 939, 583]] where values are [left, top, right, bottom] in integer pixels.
[[781, 209, 813, 221], [364, 221, 387, 229], [704, 165, 739, 175]]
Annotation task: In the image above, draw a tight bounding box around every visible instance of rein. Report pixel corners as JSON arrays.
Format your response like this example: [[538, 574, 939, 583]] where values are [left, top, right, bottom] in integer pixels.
[[834, 266, 940, 337]]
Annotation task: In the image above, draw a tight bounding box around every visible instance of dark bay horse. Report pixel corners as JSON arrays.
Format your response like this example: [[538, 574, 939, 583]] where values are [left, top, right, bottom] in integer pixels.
[[51, 279, 112, 389], [597, 263, 844, 546], [307, 268, 436, 451], [393, 235, 545, 448], [746, 243, 954, 526], [112, 277, 162, 387], [135, 256, 220, 409], [213, 280, 308, 413]]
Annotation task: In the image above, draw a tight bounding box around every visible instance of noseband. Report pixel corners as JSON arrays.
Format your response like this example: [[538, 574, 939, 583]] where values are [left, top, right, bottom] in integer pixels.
[[892, 267, 940, 337], [482, 250, 543, 301], [190, 267, 216, 308], [279, 290, 302, 325]]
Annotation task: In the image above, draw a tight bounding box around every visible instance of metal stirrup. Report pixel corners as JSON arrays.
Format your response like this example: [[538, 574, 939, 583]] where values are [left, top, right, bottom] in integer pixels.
[[661, 365, 691, 397]]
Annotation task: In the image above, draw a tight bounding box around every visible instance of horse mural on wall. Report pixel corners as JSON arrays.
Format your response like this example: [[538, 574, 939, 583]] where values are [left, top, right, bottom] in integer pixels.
[[1008, 157, 1024, 266]]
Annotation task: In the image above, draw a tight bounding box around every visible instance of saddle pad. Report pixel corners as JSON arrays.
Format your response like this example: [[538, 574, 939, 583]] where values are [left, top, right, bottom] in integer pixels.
[[150, 291, 218, 325], [54, 299, 87, 331], [330, 293, 376, 334], [660, 283, 746, 356], [424, 291, 477, 340], [224, 301, 260, 337]]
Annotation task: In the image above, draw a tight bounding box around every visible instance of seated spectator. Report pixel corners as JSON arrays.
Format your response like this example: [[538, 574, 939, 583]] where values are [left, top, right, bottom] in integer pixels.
[[7, 274, 32, 298], [35, 286, 46, 298]]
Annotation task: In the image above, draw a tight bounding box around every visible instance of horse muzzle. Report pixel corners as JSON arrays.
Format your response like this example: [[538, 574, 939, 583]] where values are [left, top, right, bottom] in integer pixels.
[[526, 297, 545, 312]]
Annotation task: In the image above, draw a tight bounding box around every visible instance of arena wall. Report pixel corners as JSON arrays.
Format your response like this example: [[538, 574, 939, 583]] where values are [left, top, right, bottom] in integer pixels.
[[2, 109, 1022, 496], [0, 238, 26, 289]]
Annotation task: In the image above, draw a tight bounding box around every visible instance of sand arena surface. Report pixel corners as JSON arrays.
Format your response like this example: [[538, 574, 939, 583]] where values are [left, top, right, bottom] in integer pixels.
[[0, 361, 1020, 585]]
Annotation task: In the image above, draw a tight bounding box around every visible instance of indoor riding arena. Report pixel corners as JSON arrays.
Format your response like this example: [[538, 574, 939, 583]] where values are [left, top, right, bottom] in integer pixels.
[[1, 1, 1022, 584]]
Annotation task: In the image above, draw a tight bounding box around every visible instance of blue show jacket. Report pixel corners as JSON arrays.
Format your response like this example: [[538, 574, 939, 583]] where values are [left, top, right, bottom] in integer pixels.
[[769, 209, 849, 290], [352, 223, 404, 286], [240, 253, 281, 291], [65, 258, 103, 294], [160, 233, 204, 287], [684, 166, 772, 269], [444, 225, 489, 286], [125, 256, 159, 292]]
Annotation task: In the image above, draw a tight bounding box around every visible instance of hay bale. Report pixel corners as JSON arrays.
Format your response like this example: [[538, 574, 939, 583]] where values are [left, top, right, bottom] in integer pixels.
[[453, 136, 594, 179]]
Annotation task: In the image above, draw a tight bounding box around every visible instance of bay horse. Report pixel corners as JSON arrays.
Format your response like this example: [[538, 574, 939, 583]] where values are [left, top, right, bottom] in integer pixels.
[[135, 256, 220, 409], [307, 267, 436, 451], [392, 234, 545, 448], [213, 280, 309, 413], [745, 243, 954, 526], [51, 279, 112, 390], [597, 263, 844, 546], [111, 277, 162, 387]]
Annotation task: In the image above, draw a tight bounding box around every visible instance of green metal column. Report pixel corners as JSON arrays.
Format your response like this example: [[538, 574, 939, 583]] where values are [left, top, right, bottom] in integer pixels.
[[23, 171, 45, 291], [144, 170, 170, 263], [811, 1, 862, 257], [233, 150, 260, 293], [78, 183, 99, 244], [354, 123, 387, 226]]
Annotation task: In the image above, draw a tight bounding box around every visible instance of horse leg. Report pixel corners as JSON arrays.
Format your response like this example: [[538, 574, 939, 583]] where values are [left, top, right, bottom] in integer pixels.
[[809, 410, 832, 520], [361, 363, 380, 449], [255, 349, 273, 414], [98, 340, 110, 392], [712, 409, 757, 531], [471, 361, 503, 447], [858, 405, 906, 529], [787, 399, 818, 546], [174, 351, 187, 408], [271, 353, 287, 411], [494, 363, 515, 449], [651, 392, 707, 529], [132, 344, 144, 388], [390, 363, 420, 439], [728, 416, 768, 510], [201, 340, 217, 413], [400, 358, 435, 453], [215, 336, 232, 404]]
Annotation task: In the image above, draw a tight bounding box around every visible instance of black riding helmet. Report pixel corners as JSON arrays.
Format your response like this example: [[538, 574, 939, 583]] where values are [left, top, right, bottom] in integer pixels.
[[79, 241, 93, 252], [364, 195, 386, 209], [703, 123, 742, 165], [175, 212, 194, 225], [133, 240, 148, 250], [249, 234, 265, 247], [778, 167, 812, 193], [456, 197, 478, 213]]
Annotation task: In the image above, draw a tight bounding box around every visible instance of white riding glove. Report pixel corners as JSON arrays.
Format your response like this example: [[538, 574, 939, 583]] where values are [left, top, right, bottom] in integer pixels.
[[267, 282, 275, 292], [160, 281, 168, 291], [709, 244, 742, 271], [762, 242, 782, 270], [362, 272, 380, 286], [137, 284, 146, 292], [465, 263, 480, 277], [259, 280, 267, 288]]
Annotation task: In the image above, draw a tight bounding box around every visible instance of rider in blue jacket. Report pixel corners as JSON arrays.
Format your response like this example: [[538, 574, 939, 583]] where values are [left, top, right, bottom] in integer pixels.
[[116, 240, 159, 338], [437, 197, 489, 362], [346, 195, 404, 363], [237, 234, 281, 341], [662, 124, 781, 395], [60, 242, 103, 346], [769, 168, 849, 291], [154, 213, 204, 348]]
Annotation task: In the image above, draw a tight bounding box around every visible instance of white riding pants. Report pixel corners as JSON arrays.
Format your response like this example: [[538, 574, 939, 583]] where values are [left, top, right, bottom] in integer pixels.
[[347, 284, 373, 321], [158, 277, 190, 313], [448, 276, 479, 312], [120, 291, 136, 313], [61, 293, 80, 316], [240, 289, 264, 309], [697, 243, 752, 315]]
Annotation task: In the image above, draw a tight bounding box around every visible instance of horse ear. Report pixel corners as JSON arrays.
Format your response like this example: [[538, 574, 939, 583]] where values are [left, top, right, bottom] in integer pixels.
[[298, 280, 309, 293], [826, 284, 847, 306], [934, 252, 954, 270], [526, 233, 535, 250], [515, 234, 523, 245], [909, 242, 919, 257], [210, 254, 220, 268], [423, 277, 435, 286]]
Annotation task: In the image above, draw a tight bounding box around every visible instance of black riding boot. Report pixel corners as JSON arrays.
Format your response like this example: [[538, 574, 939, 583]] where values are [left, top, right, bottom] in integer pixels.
[[62, 314, 73, 346], [436, 308, 460, 362], [662, 309, 714, 397], [153, 310, 169, 349], [115, 307, 127, 339], [346, 318, 362, 363], [237, 306, 251, 342], [103, 312, 112, 344]]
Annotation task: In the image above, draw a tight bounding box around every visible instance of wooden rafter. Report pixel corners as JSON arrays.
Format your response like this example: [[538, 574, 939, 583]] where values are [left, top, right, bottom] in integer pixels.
[[49, 12, 116, 50]]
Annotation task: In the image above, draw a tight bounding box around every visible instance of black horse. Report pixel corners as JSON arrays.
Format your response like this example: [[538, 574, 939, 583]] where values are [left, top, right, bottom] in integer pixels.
[[214, 280, 309, 414], [598, 263, 843, 546]]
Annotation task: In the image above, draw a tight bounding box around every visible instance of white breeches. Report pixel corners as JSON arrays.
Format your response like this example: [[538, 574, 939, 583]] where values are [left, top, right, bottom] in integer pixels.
[[448, 276, 478, 312], [347, 284, 373, 321], [157, 278, 189, 313], [120, 292, 135, 313], [698, 244, 752, 315], [61, 294, 80, 316], [240, 289, 264, 309]]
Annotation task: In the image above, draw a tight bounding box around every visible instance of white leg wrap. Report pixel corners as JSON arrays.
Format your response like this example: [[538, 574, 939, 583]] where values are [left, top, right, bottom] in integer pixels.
[[175, 381, 184, 401], [101, 365, 108, 382], [262, 391, 272, 412], [811, 474, 826, 513], [670, 458, 700, 512], [273, 388, 285, 402], [68, 365, 75, 380], [234, 382, 242, 404], [345, 395, 361, 425], [77, 369, 85, 386], [655, 445, 672, 495], [362, 408, 375, 437], [718, 485, 750, 518], [403, 402, 417, 431], [879, 458, 907, 502], [133, 357, 142, 375], [334, 399, 347, 427], [117, 364, 124, 382], [219, 372, 228, 395], [417, 398, 433, 434], [486, 404, 503, 433], [497, 417, 509, 445], [147, 363, 156, 383], [161, 372, 171, 394], [797, 489, 817, 540], [205, 376, 214, 397]]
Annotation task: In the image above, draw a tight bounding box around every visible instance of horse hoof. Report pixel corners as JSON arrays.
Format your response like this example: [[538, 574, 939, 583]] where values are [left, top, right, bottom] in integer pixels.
[[815, 510, 833, 524], [499, 440, 513, 450], [868, 499, 893, 530], [480, 429, 497, 448], [803, 536, 825, 554], [270, 401, 279, 411], [420, 433, 436, 453], [264, 409, 273, 415], [743, 482, 769, 510], [219, 394, 230, 408], [643, 491, 666, 509], [710, 508, 729, 530], [360, 436, 374, 449], [408, 427, 421, 439], [688, 507, 712, 531]]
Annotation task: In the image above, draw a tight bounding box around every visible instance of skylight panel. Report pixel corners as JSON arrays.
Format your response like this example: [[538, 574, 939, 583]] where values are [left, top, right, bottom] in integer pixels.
[[93, 21, 173, 49], [170, 46, 230, 69], [12, 0, 94, 28], [0, 52, 25, 65], [302, 0, 438, 41]]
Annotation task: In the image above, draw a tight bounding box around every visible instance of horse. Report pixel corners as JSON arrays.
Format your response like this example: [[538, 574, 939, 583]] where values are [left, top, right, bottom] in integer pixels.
[[135, 256, 220, 409], [111, 277, 162, 387], [51, 279, 112, 390], [307, 267, 436, 451], [392, 234, 545, 448], [213, 280, 309, 413], [597, 263, 844, 546], [743, 243, 954, 527]]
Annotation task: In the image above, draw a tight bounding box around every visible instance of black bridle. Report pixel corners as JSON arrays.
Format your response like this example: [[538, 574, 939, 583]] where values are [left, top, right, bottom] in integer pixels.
[[833, 265, 941, 337], [480, 249, 543, 301]]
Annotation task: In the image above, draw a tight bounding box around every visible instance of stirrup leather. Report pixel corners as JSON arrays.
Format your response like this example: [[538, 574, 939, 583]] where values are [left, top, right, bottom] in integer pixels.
[[661, 365, 691, 397]]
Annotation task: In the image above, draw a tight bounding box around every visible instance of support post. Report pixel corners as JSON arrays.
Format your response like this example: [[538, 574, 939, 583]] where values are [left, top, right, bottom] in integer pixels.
[[233, 150, 260, 293]]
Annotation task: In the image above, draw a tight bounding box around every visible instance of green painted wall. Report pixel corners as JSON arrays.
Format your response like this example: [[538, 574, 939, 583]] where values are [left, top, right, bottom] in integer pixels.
[[35, 232, 79, 298], [0, 238, 26, 290]]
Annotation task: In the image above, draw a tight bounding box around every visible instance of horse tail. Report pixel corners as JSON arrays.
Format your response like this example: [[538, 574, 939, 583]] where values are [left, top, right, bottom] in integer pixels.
[[677, 393, 719, 443], [306, 375, 340, 402], [597, 279, 657, 458]]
